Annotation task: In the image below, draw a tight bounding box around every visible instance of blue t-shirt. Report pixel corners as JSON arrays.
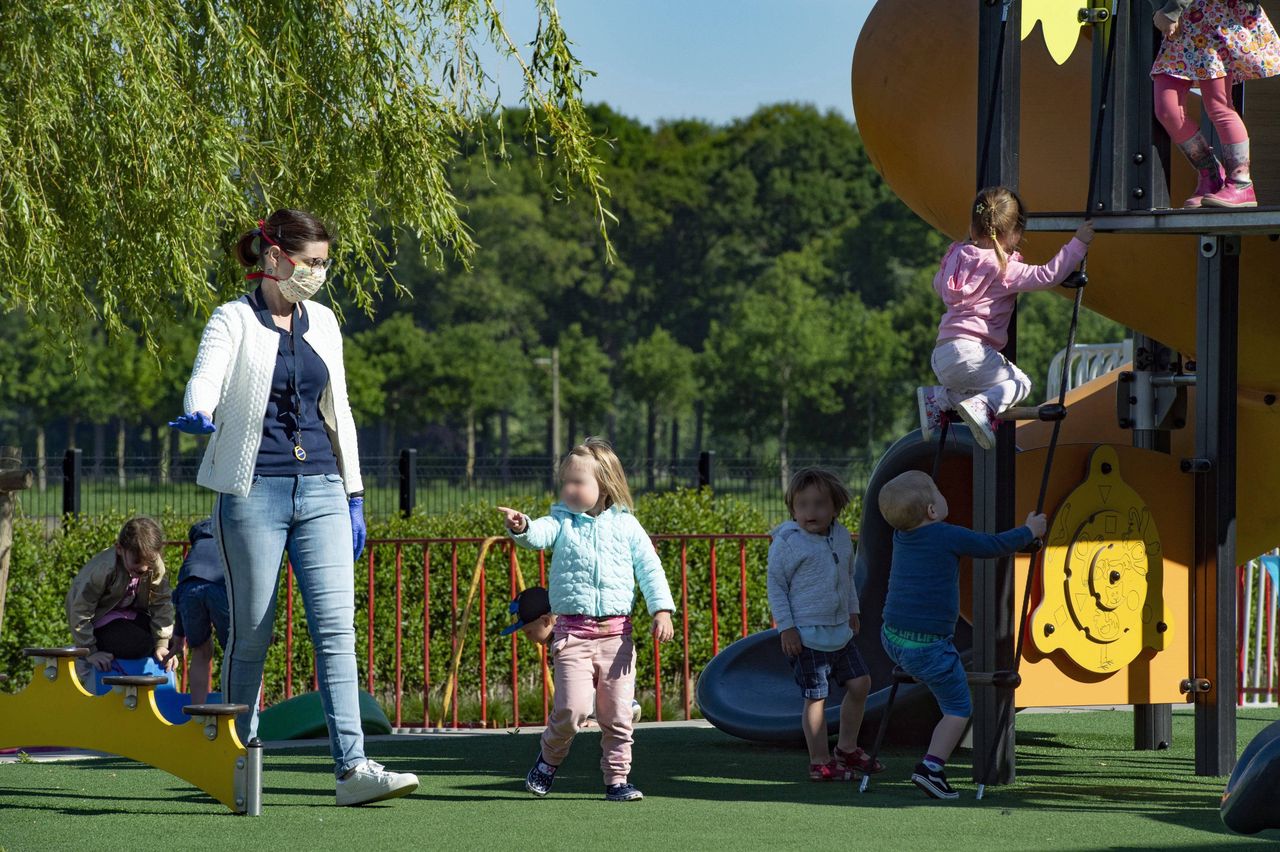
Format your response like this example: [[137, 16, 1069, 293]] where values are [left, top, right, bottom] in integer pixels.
[[883, 522, 1035, 636], [248, 291, 340, 475]]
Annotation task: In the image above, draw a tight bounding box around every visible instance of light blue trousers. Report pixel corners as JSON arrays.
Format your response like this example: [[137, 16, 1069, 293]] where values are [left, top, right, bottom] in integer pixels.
[[215, 473, 365, 777]]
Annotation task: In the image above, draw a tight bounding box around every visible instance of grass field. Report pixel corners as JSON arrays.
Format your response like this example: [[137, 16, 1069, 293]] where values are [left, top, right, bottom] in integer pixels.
[[1, 709, 1277, 850]]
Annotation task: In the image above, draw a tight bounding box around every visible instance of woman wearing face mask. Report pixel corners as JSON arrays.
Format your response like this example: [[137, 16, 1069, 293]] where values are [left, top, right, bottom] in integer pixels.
[[170, 208, 418, 806]]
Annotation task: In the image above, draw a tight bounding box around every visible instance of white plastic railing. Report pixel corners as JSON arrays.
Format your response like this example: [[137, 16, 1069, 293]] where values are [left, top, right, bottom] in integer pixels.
[[1046, 340, 1133, 400], [1240, 554, 1279, 707]]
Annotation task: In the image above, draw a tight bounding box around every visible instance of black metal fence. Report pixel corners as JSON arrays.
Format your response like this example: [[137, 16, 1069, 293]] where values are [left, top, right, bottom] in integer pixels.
[[11, 450, 875, 526]]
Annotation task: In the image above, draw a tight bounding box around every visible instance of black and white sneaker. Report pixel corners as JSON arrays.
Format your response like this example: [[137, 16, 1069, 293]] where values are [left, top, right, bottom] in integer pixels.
[[911, 762, 959, 800], [525, 755, 557, 797], [605, 782, 644, 802]]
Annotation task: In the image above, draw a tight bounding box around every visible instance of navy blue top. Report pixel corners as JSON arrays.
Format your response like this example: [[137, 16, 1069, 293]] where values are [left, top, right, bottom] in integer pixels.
[[176, 519, 224, 586], [172, 518, 225, 637], [247, 290, 340, 475], [883, 522, 1035, 636]]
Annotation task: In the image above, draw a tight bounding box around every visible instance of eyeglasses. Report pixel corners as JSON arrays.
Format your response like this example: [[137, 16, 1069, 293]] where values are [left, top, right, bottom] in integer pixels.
[[289, 253, 334, 271]]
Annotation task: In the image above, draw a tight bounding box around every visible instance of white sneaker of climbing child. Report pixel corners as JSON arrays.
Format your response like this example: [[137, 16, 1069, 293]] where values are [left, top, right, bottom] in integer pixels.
[[336, 759, 419, 806], [956, 398, 996, 450]]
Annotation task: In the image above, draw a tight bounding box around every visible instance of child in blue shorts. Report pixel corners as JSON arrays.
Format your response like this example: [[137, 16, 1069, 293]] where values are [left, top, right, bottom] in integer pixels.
[[166, 518, 229, 704], [878, 470, 1045, 800], [767, 468, 883, 782]]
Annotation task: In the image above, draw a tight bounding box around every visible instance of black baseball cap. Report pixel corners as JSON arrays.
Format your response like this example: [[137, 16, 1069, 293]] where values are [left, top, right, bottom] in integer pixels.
[[501, 586, 551, 635]]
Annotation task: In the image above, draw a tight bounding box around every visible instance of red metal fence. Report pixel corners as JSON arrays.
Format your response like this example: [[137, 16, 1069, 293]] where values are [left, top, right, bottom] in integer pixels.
[[169, 536, 1280, 723]]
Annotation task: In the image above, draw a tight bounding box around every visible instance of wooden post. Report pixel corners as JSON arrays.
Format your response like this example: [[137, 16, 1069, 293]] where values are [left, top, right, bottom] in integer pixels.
[[0, 467, 35, 641]]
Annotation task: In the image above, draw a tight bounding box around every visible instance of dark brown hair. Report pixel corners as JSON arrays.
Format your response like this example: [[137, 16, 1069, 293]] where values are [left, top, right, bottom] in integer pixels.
[[117, 516, 164, 559], [784, 467, 852, 518], [234, 209, 332, 267], [969, 186, 1027, 272]]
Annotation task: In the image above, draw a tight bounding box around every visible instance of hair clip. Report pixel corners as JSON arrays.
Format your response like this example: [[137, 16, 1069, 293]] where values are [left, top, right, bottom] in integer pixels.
[[975, 202, 986, 215]]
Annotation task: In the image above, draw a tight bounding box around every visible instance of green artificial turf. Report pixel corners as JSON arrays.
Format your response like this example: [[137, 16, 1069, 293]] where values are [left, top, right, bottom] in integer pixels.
[[1, 709, 1277, 851]]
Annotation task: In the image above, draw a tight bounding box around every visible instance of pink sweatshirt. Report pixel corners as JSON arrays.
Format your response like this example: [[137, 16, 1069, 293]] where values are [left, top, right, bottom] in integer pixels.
[[933, 237, 1089, 350]]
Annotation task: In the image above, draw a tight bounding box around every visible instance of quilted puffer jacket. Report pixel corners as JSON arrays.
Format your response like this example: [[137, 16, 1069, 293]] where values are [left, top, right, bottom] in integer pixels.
[[510, 502, 676, 617]]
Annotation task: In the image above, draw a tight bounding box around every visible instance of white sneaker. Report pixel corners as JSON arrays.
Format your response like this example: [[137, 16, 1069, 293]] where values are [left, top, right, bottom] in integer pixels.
[[917, 386, 947, 442], [956, 398, 996, 450], [336, 760, 419, 806]]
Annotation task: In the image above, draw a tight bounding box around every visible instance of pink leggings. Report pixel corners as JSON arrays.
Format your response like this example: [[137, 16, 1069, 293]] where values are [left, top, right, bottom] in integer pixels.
[[1154, 74, 1248, 144]]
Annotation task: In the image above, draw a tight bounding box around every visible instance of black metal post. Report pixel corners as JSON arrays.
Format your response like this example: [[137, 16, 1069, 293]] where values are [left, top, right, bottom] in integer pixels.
[[1114, 1, 1171, 210], [972, 0, 1020, 789], [62, 448, 81, 519], [697, 451, 715, 490], [1131, 333, 1175, 750], [398, 448, 417, 519], [1192, 235, 1238, 776]]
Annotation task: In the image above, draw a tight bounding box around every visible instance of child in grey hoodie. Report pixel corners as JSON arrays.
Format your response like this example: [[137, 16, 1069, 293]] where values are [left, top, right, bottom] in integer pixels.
[[766, 468, 882, 781]]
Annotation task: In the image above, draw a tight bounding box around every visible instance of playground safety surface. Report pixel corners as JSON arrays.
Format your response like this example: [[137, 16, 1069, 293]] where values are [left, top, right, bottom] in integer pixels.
[[0, 708, 1276, 850]]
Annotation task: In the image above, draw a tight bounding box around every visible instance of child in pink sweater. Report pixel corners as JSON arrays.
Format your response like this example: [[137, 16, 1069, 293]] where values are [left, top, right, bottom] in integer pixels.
[[917, 187, 1093, 449]]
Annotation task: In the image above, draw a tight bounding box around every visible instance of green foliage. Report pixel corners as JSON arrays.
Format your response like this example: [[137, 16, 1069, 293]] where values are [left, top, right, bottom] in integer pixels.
[[0, 1, 611, 347]]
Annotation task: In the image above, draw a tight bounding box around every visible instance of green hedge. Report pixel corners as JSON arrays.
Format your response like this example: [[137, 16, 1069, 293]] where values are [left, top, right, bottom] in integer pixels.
[[0, 489, 862, 725]]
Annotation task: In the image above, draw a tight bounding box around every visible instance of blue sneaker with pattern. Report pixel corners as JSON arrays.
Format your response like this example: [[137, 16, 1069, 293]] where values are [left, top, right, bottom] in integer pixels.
[[605, 782, 644, 802], [525, 754, 557, 797]]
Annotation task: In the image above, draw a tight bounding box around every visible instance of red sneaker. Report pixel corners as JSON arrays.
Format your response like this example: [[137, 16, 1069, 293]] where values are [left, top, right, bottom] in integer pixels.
[[834, 745, 886, 776], [809, 759, 853, 782], [1201, 182, 1258, 209], [1184, 163, 1225, 208]]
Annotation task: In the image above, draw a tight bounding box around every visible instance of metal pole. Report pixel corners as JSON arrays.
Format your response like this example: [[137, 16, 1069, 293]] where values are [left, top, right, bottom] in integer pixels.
[[62, 448, 82, 520], [697, 450, 715, 490], [1192, 234, 1239, 776], [1131, 333, 1174, 749], [972, 0, 1020, 790], [398, 448, 417, 518], [551, 346, 561, 457], [244, 737, 263, 816]]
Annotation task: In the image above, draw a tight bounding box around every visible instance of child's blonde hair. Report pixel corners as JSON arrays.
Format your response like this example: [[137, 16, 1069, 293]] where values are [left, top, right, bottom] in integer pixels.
[[970, 186, 1027, 273], [784, 467, 852, 518], [558, 437, 634, 511], [878, 471, 938, 531]]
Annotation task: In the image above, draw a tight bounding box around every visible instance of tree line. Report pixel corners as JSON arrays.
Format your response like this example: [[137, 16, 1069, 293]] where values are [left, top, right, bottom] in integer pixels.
[[0, 103, 1123, 483]]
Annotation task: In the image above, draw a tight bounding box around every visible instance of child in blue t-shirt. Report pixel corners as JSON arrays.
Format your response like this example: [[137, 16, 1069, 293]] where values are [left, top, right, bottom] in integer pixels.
[[166, 518, 229, 704], [877, 470, 1046, 800]]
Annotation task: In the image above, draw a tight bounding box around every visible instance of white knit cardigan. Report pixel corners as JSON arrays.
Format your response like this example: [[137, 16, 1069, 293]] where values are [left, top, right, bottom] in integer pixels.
[[183, 297, 363, 498]]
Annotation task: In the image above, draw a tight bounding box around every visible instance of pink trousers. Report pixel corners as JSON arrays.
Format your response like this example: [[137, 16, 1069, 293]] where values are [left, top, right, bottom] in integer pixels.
[[1154, 73, 1248, 145], [540, 633, 636, 786]]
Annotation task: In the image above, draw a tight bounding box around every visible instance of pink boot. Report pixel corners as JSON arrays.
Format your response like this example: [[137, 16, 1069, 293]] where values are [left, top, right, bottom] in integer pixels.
[[1184, 162, 1225, 208], [1201, 182, 1258, 208]]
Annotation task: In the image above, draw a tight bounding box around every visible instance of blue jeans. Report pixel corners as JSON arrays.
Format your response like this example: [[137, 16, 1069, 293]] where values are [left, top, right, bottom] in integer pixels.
[[881, 628, 972, 717], [215, 473, 364, 777], [175, 578, 229, 650]]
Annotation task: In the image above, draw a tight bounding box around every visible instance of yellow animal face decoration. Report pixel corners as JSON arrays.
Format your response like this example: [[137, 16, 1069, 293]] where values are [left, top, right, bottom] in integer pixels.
[[1031, 445, 1172, 672]]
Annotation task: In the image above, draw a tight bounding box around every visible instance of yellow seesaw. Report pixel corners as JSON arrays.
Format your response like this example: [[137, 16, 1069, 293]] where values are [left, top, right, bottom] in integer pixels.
[[0, 647, 262, 815]]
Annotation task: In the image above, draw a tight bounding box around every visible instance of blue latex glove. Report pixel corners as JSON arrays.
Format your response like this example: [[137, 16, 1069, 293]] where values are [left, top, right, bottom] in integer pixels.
[[350, 496, 366, 561], [168, 411, 216, 434]]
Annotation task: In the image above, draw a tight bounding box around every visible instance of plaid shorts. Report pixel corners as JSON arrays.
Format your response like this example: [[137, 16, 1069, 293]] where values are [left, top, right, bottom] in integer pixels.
[[789, 638, 870, 700]]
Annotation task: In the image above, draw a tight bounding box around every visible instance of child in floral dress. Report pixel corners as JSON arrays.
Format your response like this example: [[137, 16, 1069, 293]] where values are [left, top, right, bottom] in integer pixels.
[[1152, 1, 1280, 207]]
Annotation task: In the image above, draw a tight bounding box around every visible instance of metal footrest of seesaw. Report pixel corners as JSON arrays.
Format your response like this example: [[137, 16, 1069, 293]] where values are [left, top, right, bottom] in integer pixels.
[[182, 705, 263, 816], [22, 647, 89, 681], [101, 675, 170, 710], [859, 666, 1021, 794]]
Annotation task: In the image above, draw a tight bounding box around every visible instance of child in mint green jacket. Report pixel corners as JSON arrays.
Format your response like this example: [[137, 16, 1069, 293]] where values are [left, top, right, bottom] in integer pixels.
[[499, 437, 674, 802]]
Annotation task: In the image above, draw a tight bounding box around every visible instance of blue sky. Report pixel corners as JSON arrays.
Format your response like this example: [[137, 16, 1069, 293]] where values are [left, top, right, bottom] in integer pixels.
[[490, 0, 876, 126]]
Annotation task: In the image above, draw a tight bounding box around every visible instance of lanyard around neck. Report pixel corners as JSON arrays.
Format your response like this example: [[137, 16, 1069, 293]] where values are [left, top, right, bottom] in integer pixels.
[[249, 286, 308, 461]]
